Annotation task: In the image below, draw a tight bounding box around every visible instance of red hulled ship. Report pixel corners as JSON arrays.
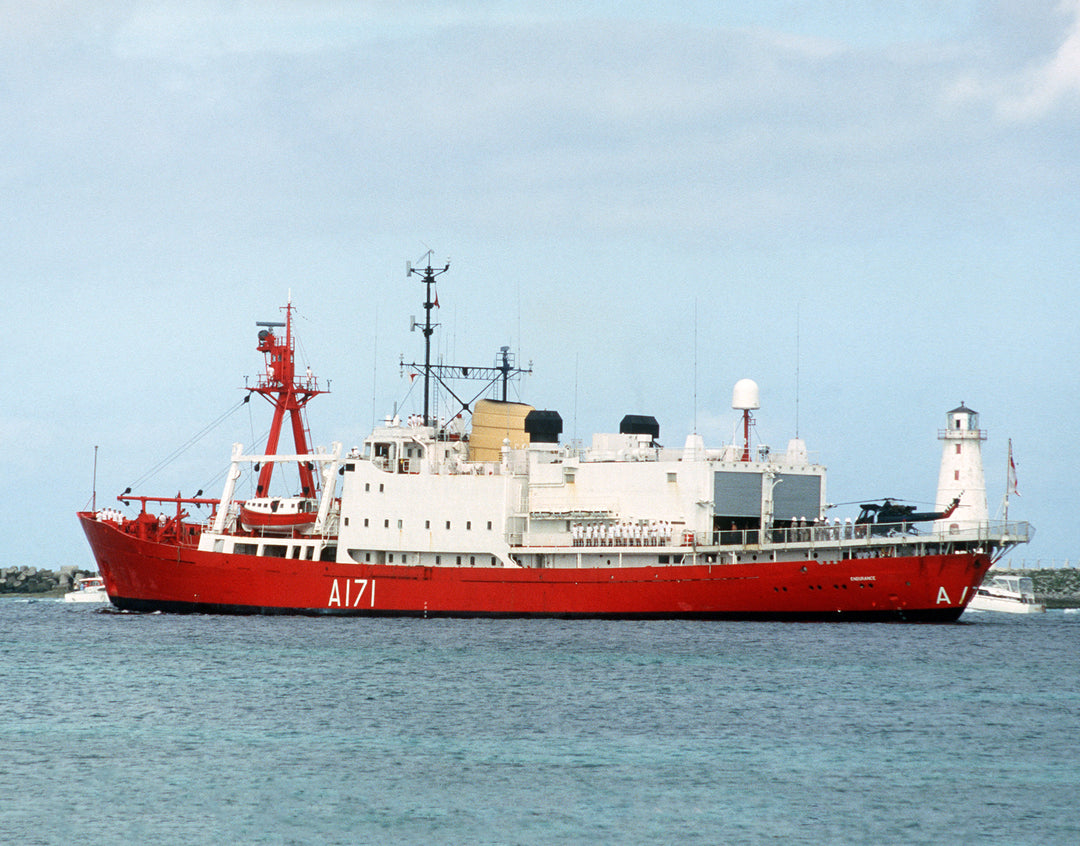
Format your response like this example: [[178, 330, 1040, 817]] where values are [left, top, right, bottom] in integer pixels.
[[79, 264, 1031, 620]]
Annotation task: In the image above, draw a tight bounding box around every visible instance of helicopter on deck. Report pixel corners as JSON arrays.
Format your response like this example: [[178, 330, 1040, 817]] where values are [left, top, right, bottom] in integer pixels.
[[855, 496, 961, 536]]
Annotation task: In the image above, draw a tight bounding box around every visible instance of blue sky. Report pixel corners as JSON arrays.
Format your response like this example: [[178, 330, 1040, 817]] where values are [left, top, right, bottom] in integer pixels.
[[2, 1, 1077, 569]]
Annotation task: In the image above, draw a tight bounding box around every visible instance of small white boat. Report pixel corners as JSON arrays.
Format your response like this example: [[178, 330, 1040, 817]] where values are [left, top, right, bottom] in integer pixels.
[[63, 575, 109, 603], [965, 574, 1045, 614]]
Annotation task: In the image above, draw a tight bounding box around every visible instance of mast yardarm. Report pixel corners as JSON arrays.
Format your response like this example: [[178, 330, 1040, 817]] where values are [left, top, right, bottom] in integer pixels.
[[249, 301, 327, 497]]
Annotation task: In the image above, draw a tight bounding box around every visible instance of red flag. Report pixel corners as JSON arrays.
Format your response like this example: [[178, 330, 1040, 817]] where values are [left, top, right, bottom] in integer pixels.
[[434, 289, 440, 308]]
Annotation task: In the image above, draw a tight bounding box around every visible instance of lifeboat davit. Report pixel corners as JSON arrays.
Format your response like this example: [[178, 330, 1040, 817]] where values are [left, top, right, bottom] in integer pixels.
[[239, 496, 318, 534]]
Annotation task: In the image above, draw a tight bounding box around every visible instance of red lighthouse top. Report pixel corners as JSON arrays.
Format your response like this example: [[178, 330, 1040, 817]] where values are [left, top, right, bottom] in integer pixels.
[[249, 301, 327, 498]]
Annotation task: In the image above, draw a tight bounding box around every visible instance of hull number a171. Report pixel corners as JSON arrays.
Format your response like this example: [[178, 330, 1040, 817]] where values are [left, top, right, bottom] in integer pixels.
[[328, 578, 375, 608]]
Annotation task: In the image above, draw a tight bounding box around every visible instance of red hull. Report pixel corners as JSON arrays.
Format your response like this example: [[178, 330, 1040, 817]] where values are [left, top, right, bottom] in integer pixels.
[[80, 513, 992, 621]]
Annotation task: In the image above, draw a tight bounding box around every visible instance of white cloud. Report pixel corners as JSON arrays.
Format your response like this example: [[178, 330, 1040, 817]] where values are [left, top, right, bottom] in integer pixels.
[[1003, 0, 1080, 118], [948, 0, 1080, 121]]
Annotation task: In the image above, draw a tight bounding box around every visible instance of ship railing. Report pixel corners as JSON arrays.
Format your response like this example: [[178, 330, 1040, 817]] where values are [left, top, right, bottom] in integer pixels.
[[512, 520, 1032, 552], [689, 520, 1033, 551], [558, 444, 822, 465]]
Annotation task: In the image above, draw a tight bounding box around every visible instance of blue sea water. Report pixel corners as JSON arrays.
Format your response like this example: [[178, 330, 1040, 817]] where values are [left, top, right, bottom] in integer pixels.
[[2, 600, 1078, 846]]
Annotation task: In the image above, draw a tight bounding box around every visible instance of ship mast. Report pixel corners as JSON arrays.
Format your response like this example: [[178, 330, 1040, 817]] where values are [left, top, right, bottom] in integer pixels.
[[407, 254, 449, 426], [401, 256, 532, 426], [249, 300, 327, 497]]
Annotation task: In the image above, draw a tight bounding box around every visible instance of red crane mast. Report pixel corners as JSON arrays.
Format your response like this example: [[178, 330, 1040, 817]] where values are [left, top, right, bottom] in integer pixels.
[[250, 301, 327, 498]]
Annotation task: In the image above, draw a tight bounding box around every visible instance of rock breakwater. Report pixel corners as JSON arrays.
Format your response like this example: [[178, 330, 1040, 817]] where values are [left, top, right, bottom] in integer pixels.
[[0, 566, 97, 595]]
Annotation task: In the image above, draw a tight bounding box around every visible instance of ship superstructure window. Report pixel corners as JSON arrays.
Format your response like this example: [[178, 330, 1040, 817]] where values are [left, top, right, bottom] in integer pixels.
[[364, 518, 369, 527], [425, 520, 431, 529], [487, 521, 492, 530], [467, 521, 472, 530], [446, 521, 451, 530]]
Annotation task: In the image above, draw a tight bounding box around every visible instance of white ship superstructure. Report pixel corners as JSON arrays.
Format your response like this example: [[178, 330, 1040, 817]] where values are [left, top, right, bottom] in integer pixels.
[[334, 404, 828, 570]]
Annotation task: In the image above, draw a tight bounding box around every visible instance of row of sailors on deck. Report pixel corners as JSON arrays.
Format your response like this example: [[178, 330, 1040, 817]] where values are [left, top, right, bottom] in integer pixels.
[[786, 517, 857, 541], [95, 508, 124, 524], [571, 521, 675, 547]]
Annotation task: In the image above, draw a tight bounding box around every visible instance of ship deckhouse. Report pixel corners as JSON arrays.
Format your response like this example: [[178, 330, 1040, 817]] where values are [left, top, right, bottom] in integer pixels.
[[334, 392, 826, 570]]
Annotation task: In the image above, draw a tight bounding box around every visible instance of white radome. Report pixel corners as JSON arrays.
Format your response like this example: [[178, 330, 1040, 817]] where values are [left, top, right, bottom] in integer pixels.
[[732, 378, 760, 411]]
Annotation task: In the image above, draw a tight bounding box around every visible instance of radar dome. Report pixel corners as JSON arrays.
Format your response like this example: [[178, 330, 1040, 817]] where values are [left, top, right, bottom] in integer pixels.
[[732, 378, 760, 410]]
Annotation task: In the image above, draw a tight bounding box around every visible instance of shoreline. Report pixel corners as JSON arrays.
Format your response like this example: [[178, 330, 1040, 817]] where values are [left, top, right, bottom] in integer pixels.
[[4, 566, 1078, 607]]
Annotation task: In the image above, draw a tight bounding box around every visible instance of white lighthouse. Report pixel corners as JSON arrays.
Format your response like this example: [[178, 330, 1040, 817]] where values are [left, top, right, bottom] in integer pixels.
[[934, 403, 988, 532]]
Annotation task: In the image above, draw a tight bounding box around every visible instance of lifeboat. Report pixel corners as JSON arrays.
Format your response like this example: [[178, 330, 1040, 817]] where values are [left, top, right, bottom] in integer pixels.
[[239, 496, 318, 534]]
